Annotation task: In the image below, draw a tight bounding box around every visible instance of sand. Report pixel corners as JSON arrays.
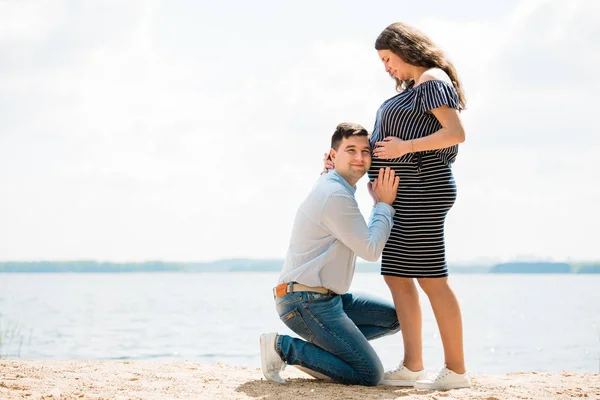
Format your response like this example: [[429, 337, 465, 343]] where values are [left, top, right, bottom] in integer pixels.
[[0, 360, 598, 399]]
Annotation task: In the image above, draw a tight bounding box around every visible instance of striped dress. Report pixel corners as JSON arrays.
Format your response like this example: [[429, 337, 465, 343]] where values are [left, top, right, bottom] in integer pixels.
[[368, 79, 461, 278]]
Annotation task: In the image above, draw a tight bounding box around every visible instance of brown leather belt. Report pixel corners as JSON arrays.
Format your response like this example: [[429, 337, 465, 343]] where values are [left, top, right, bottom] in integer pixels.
[[273, 283, 331, 297]]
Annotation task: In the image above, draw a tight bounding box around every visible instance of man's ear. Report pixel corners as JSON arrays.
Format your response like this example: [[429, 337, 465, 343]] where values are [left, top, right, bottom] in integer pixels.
[[329, 148, 336, 162]]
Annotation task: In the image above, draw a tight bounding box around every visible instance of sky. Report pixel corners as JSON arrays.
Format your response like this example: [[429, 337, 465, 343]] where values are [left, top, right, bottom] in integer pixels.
[[0, 0, 598, 264]]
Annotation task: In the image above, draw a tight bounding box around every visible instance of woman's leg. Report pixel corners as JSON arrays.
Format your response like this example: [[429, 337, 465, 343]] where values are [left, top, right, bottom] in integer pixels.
[[417, 277, 466, 374], [384, 276, 423, 371]]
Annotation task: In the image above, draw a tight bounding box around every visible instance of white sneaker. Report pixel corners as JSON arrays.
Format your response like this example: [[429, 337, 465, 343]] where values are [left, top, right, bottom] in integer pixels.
[[260, 333, 286, 383], [294, 365, 331, 380], [414, 366, 471, 390], [380, 363, 427, 386]]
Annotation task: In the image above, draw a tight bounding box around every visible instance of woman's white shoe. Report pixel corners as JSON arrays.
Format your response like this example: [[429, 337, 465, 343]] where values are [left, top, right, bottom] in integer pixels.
[[380, 363, 427, 386], [415, 366, 471, 390]]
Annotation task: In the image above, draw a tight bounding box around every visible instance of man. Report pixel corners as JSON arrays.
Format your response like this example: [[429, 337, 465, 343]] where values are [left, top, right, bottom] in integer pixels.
[[259, 123, 401, 386]]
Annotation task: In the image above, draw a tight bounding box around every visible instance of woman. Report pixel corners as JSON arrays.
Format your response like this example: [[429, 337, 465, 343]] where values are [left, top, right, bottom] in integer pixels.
[[323, 22, 470, 390]]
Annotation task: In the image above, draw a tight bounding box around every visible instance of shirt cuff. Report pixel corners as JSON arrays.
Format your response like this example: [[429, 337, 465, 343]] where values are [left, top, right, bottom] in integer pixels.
[[373, 202, 395, 218]]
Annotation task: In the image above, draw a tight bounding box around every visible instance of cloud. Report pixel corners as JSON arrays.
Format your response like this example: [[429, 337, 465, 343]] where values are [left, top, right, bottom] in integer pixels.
[[0, 0, 597, 261], [433, 0, 600, 262]]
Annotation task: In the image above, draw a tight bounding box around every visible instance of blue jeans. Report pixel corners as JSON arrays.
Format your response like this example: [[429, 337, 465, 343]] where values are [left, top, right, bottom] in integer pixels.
[[275, 290, 400, 386]]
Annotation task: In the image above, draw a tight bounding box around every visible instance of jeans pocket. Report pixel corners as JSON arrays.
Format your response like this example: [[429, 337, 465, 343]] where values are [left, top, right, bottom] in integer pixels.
[[304, 291, 335, 304], [280, 308, 314, 343]]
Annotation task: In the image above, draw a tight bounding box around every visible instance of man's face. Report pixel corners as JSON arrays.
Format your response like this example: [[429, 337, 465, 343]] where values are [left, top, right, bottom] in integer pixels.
[[330, 135, 372, 184]]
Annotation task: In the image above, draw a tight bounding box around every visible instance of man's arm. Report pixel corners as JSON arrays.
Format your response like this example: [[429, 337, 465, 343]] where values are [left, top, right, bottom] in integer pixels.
[[320, 191, 395, 262]]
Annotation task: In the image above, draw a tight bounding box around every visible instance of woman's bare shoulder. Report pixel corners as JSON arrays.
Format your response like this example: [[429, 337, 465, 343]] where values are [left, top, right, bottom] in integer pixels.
[[418, 67, 452, 85]]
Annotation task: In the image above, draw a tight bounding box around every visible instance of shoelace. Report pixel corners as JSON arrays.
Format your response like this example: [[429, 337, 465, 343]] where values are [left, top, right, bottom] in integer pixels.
[[431, 368, 451, 382], [384, 364, 406, 378]]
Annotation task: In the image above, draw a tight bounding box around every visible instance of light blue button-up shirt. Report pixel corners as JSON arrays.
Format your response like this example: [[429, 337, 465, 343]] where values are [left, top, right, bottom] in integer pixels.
[[278, 170, 395, 294]]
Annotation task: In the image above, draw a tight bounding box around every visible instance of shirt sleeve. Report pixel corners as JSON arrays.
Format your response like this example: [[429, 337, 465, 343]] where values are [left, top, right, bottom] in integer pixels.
[[419, 79, 460, 112], [320, 190, 395, 262]]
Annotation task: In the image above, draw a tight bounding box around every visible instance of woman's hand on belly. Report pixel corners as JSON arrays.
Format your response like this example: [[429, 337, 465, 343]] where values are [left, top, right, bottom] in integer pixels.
[[374, 136, 411, 159]]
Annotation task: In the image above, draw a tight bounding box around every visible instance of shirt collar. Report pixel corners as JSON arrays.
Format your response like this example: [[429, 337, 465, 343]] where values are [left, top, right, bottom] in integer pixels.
[[329, 170, 357, 195]]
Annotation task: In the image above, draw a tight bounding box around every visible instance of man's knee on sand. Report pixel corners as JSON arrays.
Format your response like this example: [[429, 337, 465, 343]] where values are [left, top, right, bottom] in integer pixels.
[[358, 361, 384, 386]]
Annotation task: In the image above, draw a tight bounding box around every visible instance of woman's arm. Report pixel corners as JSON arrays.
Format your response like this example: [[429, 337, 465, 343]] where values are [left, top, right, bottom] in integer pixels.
[[373, 71, 465, 160], [372, 106, 464, 159], [413, 105, 465, 151]]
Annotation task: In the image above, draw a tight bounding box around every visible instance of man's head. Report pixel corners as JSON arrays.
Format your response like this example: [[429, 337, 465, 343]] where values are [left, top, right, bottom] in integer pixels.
[[329, 123, 371, 186]]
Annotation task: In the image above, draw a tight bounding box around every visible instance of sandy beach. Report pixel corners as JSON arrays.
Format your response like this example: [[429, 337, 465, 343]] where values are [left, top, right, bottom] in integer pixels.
[[0, 360, 598, 400]]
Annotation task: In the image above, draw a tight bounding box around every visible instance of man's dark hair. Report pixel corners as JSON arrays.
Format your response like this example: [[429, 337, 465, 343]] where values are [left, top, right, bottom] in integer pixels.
[[331, 122, 369, 150]]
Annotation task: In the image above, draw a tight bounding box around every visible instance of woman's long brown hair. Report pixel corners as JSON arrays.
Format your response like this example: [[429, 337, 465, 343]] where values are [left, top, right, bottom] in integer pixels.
[[375, 22, 467, 109]]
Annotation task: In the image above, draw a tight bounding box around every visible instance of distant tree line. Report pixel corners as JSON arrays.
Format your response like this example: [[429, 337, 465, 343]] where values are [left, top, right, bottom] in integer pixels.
[[0, 261, 184, 273], [490, 262, 600, 274], [0, 260, 599, 273]]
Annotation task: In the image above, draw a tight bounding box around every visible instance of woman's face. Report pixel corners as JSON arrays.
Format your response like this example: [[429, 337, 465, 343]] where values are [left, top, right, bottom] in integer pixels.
[[377, 49, 411, 80]]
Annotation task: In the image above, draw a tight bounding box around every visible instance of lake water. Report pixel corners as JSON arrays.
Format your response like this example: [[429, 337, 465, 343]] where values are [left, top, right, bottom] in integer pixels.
[[0, 272, 598, 374]]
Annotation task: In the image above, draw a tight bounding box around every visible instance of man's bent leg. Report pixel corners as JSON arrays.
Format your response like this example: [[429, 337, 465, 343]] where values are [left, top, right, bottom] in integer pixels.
[[276, 291, 384, 386], [341, 291, 400, 340]]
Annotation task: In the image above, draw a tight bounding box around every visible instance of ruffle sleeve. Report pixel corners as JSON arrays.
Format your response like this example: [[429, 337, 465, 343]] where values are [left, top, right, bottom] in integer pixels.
[[418, 79, 460, 112]]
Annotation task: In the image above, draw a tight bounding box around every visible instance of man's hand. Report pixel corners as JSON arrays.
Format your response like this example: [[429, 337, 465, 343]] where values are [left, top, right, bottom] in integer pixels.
[[368, 167, 399, 206]]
